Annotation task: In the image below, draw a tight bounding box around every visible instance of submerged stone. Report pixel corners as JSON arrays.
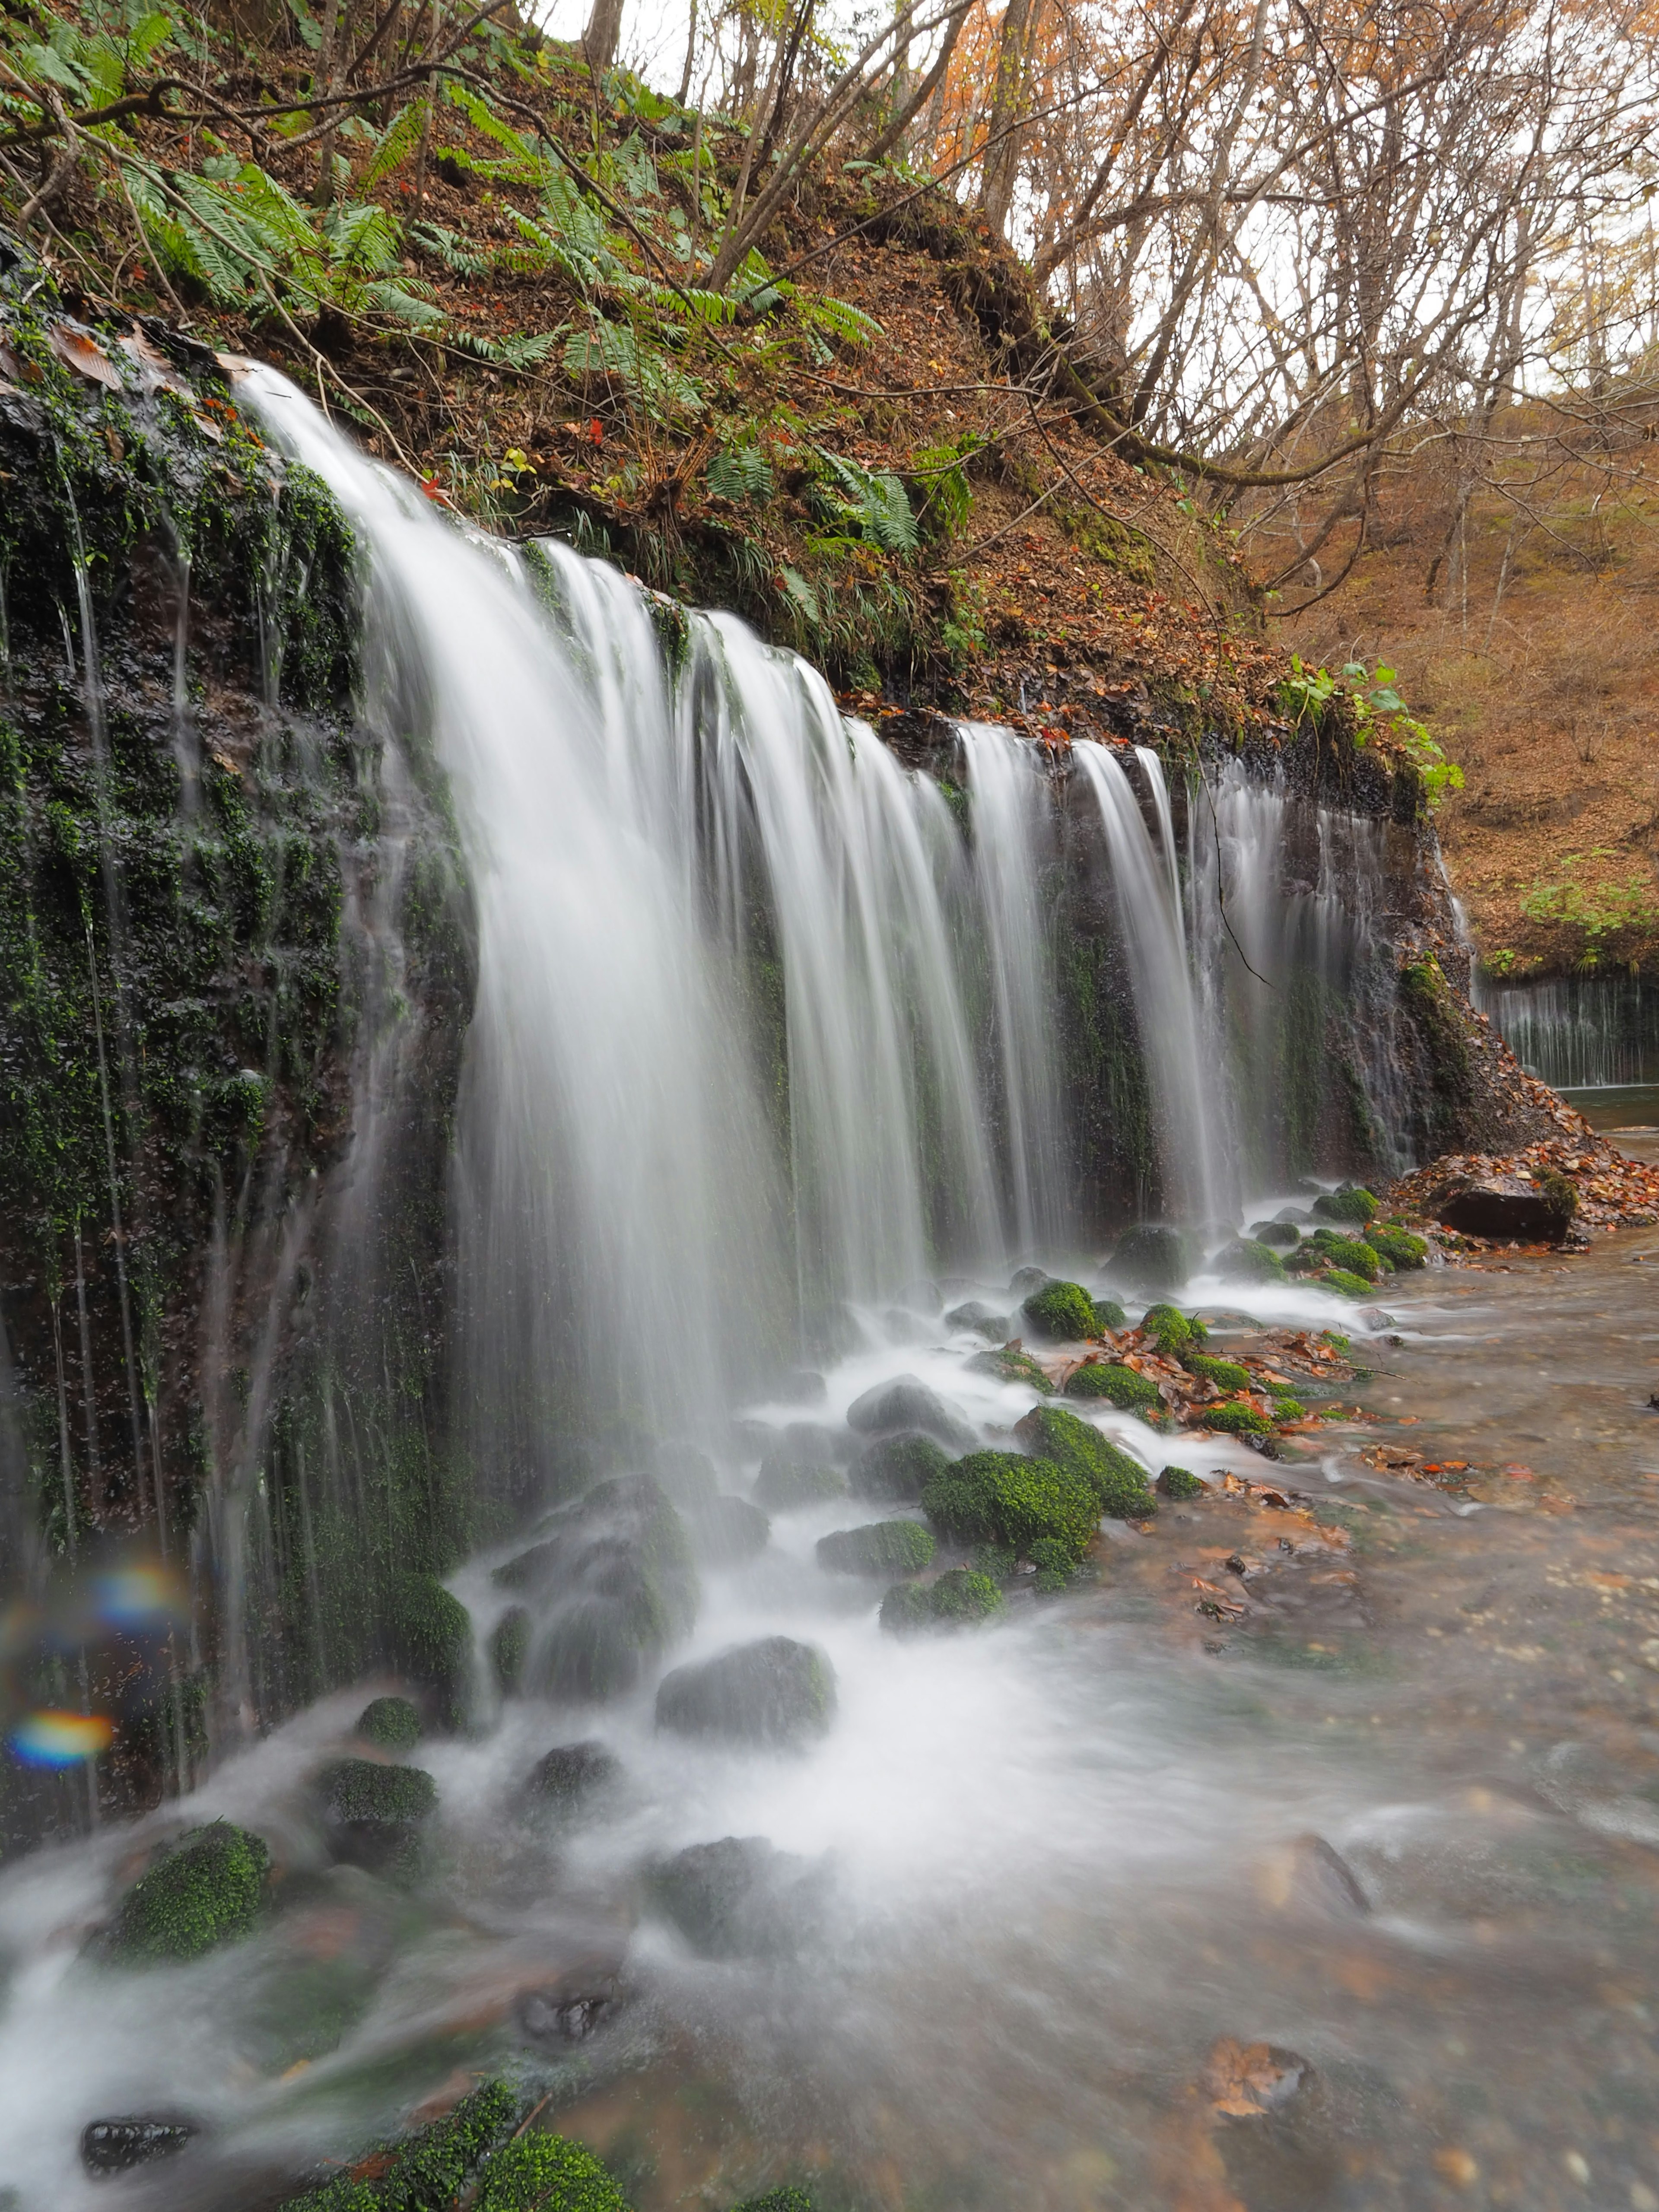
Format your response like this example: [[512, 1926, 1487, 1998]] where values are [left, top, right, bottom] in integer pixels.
[[1106, 1225, 1195, 1294], [967, 1344, 1055, 1393], [944, 1300, 1010, 1338], [653, 1442, 722, 1506], [493, 1607, 531, 1693], [879, 1567, 1005, 1633], [754, 1455, 848, 1510], [687, 1492, 772, 1564], [648, 1834, 826, 1957], [356, 1694, 422, 1749], [850, 1429, 950, 1503], [845, 1374, 976, 1450], [81, 2116, 199, 2176], [1008, 1265, 1051, 1296], [1214, 1238, 1287, 1282], [656, 1637, 837, 1747], [106, 1822, 270, 1965], [523, 1738, 622, 1818], [815, 1519, 936, 1576]]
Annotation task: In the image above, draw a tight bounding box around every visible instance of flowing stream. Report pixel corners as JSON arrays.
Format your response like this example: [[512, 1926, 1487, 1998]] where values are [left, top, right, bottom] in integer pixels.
[[0, 379, 1653, 2211]]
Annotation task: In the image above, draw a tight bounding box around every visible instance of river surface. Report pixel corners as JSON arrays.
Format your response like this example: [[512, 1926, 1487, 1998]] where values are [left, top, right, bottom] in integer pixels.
[[4, 1218, 1659, 2212]]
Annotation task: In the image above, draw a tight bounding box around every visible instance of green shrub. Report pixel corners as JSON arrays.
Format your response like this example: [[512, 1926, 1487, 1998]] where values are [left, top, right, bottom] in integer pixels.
[[475, 2131, 632, 2212], [1184, 1354, 1251, 1392], [816, 1520, 935, 1576], [730, 2190, 815, 2212], [1201, 1402, 1271, 1437], [1093, 1297, 1128, 1332], [967, 1345, 1055, 1392], [1064, 1361, 1162, 1412], [1021, 1279, 1100, 1341], [1139, 1302, 1192, 1354], [922, 1450, 1101, 1561], [1366, 1224, 1428, 1268], [1309, 1231, 1381, 1281], [1012, 1404, 1156, 1519], [1311, 1186, 1379, 1224], [108, 1822, 270, 1964], [1156, 1465, 1207, 1499], [1028, 1536, 1081, 1592], [356, 1695, 421, 1748], [1320, 1268, 1376, 1297]]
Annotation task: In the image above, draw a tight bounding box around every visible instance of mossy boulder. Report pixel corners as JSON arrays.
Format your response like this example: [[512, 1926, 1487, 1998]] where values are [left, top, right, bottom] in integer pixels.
[[653, 1443, 721, 1506], [1270, 1394, 1307, 1421], [816, 1520, 936, 1576], [1199, 1402, 1272, 1437], [1064, 1360, 1162, 1413], [1012, 1405, 1157, 1519], [879, 1569, 1005, 1633], [922, 1449, 1101, 1561], [730, 2190, 815, 2212], [1184, 1354, 1252, 1392], [1140, 1302, 1195, 1354], [475, 2132, 632, 2212], [279, 2078, 519, 2209], [687, 1494, 772, 1565], [1320, 1268, 1376, 1298], [317, 1757, 438, 1873], [944, 1300, 1009, 1338], [1155, 1465, 1208, 1499], [1093, 1296, 1128, 1332], [1029, 1536, 1084, 1593], [656, 1637, 837, 1748], [356, 1695, 422, 1750], [1107, 1225, 1195, 1294], [1312, 1186, 1379, 1224], [648, 1835, 824, 1958], [754, 1457, 848, 1510], [107, 1821, 270, 1964], [1021, 1279, 1100, 1342], [523, 1739, 622, 1822], [390, 1574, 473, 1731], [1366, 1223, 1428, 1269], [1214, 1238, 1287, 1283], [851, 1430, 950, 1503], [492, 1609, 531, 1694], [845, 1375, 975, 1449], [1249, 1219, 1300, 1248], [967, 1345, 1055, 1392], [1309, 1230, 1381, 1280]]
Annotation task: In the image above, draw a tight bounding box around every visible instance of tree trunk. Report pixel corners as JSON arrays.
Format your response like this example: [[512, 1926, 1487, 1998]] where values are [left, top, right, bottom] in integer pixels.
[[978, 0, 1040, 234], [583, 0, 625, 75]]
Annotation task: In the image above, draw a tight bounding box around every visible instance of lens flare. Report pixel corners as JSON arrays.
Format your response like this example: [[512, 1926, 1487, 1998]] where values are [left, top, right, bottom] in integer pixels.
[[91, 1565, 185, 1630], [8, 1710, 113, 1767]]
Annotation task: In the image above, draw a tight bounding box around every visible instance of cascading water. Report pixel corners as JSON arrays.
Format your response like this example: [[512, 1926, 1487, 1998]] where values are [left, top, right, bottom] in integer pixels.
[[1476, 972, 1659, 1090]]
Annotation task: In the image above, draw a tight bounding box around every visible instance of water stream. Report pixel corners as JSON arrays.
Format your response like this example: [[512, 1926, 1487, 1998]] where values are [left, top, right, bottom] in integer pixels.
[[0, 377, 1649, 2210]]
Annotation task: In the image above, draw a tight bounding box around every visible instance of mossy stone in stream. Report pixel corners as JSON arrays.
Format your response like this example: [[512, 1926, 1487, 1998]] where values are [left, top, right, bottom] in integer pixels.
[[1107, 1225, 1196, 1294], [493, 1607, 531, 1693], [877, 1581, 934, 1635], [522, 1739, 621, 1823], [729, 2193, 815, 2212], [1320, 1268, 1376, 1298], [317, 1757, 437, 1875], [687, 1493, 772, 1565], [816, 1519, 936, 1576], [1366, 1224, 1428, 1268], [474, 2131, 632, 2212], [1021, 1279, 1100, 1342], [851, 1430, 950, 1502], [754, 1456, 847, 1510], [1064, 1360, 1162, 1412], [1012, 1405, 1157, 1519], [1309, 1231, 1381, 1280], [1312, 1186, 1379, 1224], [967, 1344, 1055, 1393], [1215, 1238, 1287, 1283], [278, 2078, 518, 2209], [656, 1637, 837, 1747], [1201, 1402, 1272, 1437], [1093, 1296, 1128, 1332], [1185, 1354, 1252, 1393], [390, 1573, 472, 1730], [1250, 1219, 1301, 1247], [107, 1821, 271, 1964], [499, 1477, 700, 1700], [1029, 1537, 1083, 1593], [1156, 1465, 1208, 1499], [879, 1569, 1004, 1632], [1140, 1302, 1195, 1354], [944, 1300, 1009, 1338], [648, 1835, 826, 1958], [922, 1449, 1101, 1561], [1271, 1395, 1308, 1421], [356, 1695, 422, 1749]]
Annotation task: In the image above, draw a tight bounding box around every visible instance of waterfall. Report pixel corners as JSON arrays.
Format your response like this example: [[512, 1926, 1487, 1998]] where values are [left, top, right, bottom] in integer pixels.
[[1475, 973, 1659, 1090]]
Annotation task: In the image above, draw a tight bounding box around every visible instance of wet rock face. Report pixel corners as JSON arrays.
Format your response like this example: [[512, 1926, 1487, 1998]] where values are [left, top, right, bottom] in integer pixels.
[[493, 1475, 699, 1699], [1436, 1173, 1576, 1241], [648, 1836, 827, 1957], [655, 1637, 838, 1748]]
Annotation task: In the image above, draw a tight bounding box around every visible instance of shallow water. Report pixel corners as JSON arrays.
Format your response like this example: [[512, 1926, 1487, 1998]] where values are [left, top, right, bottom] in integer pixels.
[[4, 1229, 1659, 2210]]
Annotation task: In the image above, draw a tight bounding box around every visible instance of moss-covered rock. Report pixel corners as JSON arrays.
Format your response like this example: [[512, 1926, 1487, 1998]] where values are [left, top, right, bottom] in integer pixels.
[[880, 1568, 1004, 1632], [1029, 1536, 1085, 1592], [1320, 1267, 1376, 1298], [475, 2133, 632, 2212], [754, 1457, 848, 1510], [1309, 1230, 1381, 1280], [730, 2190, 815, 2212], [1199, 1402, 1271, 1437], [1140, 1302, 1196, 1354], [922, 1449, 1101, 1560], [877, 1581, 934, 1635], [851, 1429, 951, 1502], [1012, 1404, 1157, 1518], [1214, 1238, 1287, 1282], [356, 1695, 422, 1749], [656, 1637, 837, 1747], [845, 1375, 974, 1447], [1063, 1360, 1162, 1412], [1184, 1354, 1252, 1392], [1366, 1223, 1429, 1269], [390, 1574, 473, 1731], [317, 1757, 437, 1873], [493, 1608, 531, 1694], [1107, 1225, 1195, 1294], [107, 1821, 270, 1964], [1021, 1278, 1100, 1342], [1155, 1465, 1208, 1499], [967, 1344, 1055, 1392], [687, 1494, 772, 1565], [1249, 1219, 1301, 1247], [1270, 1394, 1307, 1421], [815, 1520, 936, 1576], [944, 1300, 1009, 1338], [279, 2078, 518, 2209], [1312, 1186, 1379, 1224], [1092, 1296, 1128, 1332], [522, 1739, 621, 1822], [647, 1835, 823, 1958]]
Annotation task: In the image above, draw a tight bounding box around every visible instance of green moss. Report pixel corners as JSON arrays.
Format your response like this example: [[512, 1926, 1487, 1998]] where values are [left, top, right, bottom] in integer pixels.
[[1216, 1237, 1287, 1282], [925, 1567, 1006, 1622], [356, 1695, 422, 1749], [1320, 1268, 1376, 1297], [852, 1430, 950, 1501], [280, 2079, 519, 2209], [475, 2133, 632, 2212], [1156, 1465, 1207, 1499], [1063, 1361, 1162, 1412], [1184, 1354, 1252, 1392], [318, 1757, 437, 1827], [755, 1456, 848, 1509], [1311, 1186, 1379, 1224], [1013, 1404, 1156, 1518], [1028, 1535, 1083, 1592], [1270, 1395, 1307, 1421], [1021, 1279, 1100, 1341], [816, 1519, 936, 1576], [1366, 1224, 1428, 1268], [878, 1580, 934, 1635], [1538, 1170, 1578, 1222], [1200, 1402, 1271, 1437], [1092, 1296, 1128, 1331], [492, 1606, 531, 1692], [1140, 1303, 1193, 1354], [390, 1573, 473, 1729], [1321, 1330, 1351, 1354], [968, 1345, 1055, 1392], [730, 2190, 815, 2212], [922, 1449, 1101, 1561], [1310, 1233, 1381, 1281], [107, 1821, 270, 1964], [1108, 1225, 1195, 1294]]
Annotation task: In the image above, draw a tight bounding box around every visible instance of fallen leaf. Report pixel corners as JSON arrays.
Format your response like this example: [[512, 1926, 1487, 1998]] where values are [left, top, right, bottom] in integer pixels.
[[48, 324, 122, 391]]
